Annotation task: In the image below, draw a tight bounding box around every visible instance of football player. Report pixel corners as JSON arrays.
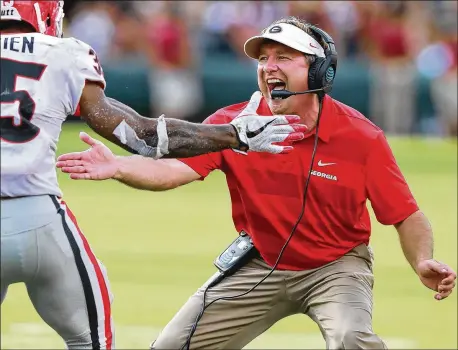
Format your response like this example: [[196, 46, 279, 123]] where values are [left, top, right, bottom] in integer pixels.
[[0, 1, 306, 348]]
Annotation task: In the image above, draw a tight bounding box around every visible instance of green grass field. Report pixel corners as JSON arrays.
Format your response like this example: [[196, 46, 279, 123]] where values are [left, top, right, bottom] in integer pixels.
[[1, 122, 457, 349]]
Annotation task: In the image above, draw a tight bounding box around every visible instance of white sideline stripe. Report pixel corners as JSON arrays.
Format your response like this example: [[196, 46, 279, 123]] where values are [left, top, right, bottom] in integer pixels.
[[2, 322, 417, 349]]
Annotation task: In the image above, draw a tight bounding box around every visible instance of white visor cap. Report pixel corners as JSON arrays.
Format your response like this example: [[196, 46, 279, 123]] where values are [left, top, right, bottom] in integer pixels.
[[244, 23, 325, 60]]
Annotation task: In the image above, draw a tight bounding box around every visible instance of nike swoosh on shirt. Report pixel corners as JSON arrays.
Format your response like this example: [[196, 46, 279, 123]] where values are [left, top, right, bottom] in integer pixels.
[[246, 119, 276, 138], [317, 160, 336, 167]]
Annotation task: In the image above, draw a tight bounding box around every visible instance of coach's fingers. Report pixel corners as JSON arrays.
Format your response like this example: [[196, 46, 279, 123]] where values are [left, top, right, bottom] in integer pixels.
[[436, 288, 453, 300], [426, 260, 450, 275], [69, 173, 92, 180], [438, 284, 455, 297], [79, 132, 101, 147], [442, 288, 453, 298], [60, 166, 88, 174], [56, 160, 85, 168], [441, 273, 457, 286], [56, 152, 84, 162], [439, 277, 456, 290]]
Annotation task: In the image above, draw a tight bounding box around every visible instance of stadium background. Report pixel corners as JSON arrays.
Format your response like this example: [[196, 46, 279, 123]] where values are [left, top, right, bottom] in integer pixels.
[[1, 1, 457, 348]]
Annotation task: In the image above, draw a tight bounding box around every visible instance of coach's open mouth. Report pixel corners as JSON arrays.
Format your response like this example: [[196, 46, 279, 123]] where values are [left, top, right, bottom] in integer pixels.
[[267, 78, 286, 99]]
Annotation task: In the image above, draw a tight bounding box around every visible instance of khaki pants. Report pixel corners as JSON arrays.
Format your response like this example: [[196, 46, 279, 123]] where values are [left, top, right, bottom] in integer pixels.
[[151, 244, 387, 349]]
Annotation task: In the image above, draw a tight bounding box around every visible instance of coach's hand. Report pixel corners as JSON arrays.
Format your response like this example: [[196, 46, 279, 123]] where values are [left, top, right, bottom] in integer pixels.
[[230, 92, 306, 154], [416, 259, 456, 300], [56, 132, 118, 180]]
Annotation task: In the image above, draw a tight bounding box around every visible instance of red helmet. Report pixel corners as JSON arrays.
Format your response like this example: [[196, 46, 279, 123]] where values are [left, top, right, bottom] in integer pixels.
[[0, 1, 65, 37]]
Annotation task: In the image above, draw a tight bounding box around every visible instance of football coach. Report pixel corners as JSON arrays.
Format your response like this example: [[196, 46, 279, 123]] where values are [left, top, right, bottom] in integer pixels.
[[58, 16, 457, 350]]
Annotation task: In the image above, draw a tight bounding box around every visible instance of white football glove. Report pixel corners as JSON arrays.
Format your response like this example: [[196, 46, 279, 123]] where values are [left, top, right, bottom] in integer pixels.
[[230, 92, 306, 154]]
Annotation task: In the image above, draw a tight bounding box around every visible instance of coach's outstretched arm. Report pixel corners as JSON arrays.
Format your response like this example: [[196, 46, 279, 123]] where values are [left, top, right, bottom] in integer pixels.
[[79, 84, 305, 159], [57, 132, 201, 191], [395, 212, 456, 300], [365, 132, 457, 301]]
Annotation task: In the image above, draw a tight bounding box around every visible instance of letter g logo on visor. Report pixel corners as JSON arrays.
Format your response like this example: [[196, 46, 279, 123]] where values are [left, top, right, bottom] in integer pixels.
[[268, 25, 282, 34]]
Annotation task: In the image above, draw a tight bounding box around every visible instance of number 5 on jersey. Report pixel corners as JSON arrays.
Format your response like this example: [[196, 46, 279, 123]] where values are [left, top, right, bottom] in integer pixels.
[[1, 58, 47, 143]]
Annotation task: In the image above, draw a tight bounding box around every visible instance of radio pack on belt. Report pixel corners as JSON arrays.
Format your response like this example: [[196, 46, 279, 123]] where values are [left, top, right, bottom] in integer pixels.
[[214, 230, 259, 276]]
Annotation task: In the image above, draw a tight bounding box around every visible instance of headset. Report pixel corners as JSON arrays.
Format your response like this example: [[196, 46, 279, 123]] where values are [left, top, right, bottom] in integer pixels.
[[307, 25, 338, 96], [180, 25, 338, 350]]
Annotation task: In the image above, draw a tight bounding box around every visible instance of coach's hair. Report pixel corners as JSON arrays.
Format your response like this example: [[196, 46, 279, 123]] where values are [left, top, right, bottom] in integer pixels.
[[262, 16, 328, 66]]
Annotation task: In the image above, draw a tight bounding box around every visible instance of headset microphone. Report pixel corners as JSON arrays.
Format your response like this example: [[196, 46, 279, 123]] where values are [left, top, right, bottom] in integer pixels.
[[270, 88, 324, 99]]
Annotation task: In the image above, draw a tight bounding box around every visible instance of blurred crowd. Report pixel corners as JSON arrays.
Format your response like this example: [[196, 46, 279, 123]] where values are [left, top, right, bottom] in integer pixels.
[[63, 0, 457, 136]]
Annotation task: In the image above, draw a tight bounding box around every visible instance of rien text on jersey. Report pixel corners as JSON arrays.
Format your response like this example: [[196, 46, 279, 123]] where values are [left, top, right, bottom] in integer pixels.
[[2, 35, 34, 54]]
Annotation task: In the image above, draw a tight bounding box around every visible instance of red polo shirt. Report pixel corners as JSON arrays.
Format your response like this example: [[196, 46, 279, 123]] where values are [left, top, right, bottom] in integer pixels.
[[179, 95, 419, 270]]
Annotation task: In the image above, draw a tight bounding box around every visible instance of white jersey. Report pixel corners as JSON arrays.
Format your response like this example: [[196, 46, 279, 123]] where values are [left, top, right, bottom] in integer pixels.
[[0, 33, 106, 197]]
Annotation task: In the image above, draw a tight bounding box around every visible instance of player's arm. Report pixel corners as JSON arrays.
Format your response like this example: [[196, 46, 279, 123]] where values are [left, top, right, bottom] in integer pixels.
[[69, 40, 304, 159], [79, 83, 240, 158]]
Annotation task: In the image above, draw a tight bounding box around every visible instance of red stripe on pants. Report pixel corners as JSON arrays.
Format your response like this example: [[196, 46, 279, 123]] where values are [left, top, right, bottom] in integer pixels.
[[62, 199, 113, 349]]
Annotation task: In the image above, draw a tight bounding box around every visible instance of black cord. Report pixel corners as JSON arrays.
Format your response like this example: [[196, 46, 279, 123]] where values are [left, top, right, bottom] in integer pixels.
[[181, 98, 324, 350]]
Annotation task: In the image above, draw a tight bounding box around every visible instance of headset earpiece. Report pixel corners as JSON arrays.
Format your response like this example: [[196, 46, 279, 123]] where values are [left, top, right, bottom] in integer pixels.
[[307, 26, 338, 97], [307, 57, 327, 91]]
